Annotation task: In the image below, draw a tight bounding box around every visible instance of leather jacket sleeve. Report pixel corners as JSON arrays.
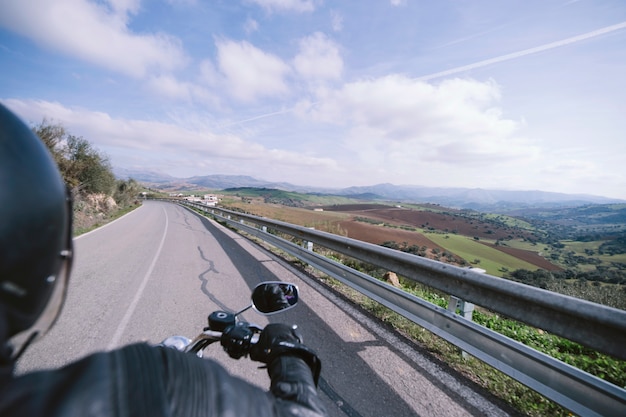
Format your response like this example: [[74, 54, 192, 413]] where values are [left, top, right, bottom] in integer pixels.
[[0, 343, 327, 417]]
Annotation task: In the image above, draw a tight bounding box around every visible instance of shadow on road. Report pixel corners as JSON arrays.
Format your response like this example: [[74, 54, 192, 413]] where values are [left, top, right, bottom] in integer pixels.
[[188, 208, 508, 417]]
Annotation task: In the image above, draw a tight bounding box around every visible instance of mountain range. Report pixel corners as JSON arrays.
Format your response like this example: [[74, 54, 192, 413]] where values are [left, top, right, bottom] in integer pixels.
[[115, 168, 625, 211]]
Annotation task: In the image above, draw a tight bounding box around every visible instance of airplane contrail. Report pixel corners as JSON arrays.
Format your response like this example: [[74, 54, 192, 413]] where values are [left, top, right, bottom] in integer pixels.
[[416, 21, 626, 81], [221, 108, 293, 126]]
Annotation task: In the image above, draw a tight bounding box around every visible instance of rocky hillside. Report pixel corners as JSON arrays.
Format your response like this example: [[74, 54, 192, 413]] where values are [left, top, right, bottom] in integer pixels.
[[73, 193, 119, 234]]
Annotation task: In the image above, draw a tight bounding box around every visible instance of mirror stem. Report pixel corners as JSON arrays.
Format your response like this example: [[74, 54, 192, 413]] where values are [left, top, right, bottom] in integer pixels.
[[235, 304, 253, 316]]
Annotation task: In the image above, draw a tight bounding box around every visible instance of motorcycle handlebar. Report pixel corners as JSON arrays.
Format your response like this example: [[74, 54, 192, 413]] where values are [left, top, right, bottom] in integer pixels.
[[161, 282, 300, 359], [181, 327, 261, 358]]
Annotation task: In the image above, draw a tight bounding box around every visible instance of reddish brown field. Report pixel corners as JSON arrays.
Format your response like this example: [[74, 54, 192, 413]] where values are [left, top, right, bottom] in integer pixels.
[[338, 220, 465, 264], [325, 204, 531, 240], [339, 220, 443, 249], [481, 243, 563, 271]]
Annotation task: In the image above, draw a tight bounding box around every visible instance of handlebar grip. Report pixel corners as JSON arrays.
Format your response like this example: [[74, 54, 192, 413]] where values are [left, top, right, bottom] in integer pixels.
[[221, 324, 254, 359]]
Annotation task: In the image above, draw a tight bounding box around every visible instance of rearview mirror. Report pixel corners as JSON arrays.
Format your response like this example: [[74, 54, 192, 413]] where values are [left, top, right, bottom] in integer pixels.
[[251, 282, 299, 314]]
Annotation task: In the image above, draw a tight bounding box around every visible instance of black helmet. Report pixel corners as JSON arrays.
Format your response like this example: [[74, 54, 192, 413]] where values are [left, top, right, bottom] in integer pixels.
[[0, 103, 73, 360]]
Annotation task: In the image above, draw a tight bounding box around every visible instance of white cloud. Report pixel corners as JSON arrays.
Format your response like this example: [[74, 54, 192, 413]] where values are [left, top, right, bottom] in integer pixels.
[[307, 76, 508, 133], [300, 75, 537, 180], [144, 70, 222, 108], [0, 0, 187, 78], [249, 0, 317, 13], [294, 32, 343, 81], [164, 0, 198, 5], [244, 18, 260, 34], [330, 10, 343, 32], [3, 98, 336, 178], [199, 59, 220, 85], [146, 75, 193, 101], [216, 39, 291, 102], [106, 0, 141, 19]]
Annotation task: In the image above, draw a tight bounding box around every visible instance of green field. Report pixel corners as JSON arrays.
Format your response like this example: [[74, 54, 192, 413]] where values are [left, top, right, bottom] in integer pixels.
[[562, 240, 602, 252], [482, 213, 537, 230], [597, 253, 626, 263], [561, 239, 626, 265], [502, 239, 556, 257], [221, 187, 359, 206], [425, 232, 540, 276]]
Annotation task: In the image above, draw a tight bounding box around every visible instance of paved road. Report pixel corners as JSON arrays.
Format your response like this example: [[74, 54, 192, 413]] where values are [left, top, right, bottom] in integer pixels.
[[17, 201, 514, 417]]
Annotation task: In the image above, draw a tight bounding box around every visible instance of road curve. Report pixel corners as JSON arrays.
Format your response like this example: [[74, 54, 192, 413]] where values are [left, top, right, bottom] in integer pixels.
[[17, 201, 515, 417]]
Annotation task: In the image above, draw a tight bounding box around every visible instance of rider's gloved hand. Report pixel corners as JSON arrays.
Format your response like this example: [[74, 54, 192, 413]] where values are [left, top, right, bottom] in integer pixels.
[[251, 324, 326, 414], [249, 323, 300, 362], [250, 323, 321, 386], [221, 323, 253, 359]]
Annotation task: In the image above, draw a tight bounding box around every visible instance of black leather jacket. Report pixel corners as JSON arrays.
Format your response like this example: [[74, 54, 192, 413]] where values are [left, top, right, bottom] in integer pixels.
[[0, 343, 327, 417]]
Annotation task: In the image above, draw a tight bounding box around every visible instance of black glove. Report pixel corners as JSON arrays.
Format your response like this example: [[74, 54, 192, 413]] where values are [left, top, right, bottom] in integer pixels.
[[221, 323, 253, 359], [256, 284, 290, 313], [250, 323, 321, 386]]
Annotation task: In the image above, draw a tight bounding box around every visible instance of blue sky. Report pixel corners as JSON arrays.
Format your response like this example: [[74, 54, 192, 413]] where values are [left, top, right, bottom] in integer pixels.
[[1, 0, 625, 199]]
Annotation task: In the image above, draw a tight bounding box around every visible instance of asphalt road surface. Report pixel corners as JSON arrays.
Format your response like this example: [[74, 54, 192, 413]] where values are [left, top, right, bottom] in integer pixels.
[[17, 200, 516, 417]]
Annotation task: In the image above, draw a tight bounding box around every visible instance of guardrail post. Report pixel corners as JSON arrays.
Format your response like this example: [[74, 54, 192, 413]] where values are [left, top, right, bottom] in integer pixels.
[[448, 296, 475, 359], [447, 296, 476, 320], [448, 268, 482, 358], [262, 226, 267, 233], [304, 227, 315, 251]]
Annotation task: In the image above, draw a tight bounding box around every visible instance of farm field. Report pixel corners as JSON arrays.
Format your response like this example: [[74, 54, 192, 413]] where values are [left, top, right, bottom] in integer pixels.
[[481, 213, 536, 229], [424, 233, 545, 275], [561, 239, 626, 261], [224, 200, 348, 230], [324, 204, 535, 240], [221, 200, 564, 274], [561, 239, 626, 268], [322, 204, 560, 274], [338, 220, 444, 251], [477, 239, 562, 271], [210, 193, 626, 285], [563, 240, 603, 252]]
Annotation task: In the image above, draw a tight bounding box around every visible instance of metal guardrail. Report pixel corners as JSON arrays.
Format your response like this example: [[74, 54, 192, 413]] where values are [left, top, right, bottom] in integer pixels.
[[174, 200, 626, 417]]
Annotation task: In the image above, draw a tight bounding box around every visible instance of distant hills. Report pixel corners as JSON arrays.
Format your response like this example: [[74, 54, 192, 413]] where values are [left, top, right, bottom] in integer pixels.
[[335, 184, 624, 211], [115, 169, 625, 211]]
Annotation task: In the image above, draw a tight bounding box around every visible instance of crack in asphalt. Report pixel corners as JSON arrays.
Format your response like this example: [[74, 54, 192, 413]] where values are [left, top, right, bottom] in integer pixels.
[[196, 246, 232, 312]]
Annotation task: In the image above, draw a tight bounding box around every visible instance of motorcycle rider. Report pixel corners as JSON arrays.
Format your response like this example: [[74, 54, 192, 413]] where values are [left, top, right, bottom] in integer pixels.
[[0, 103, 328, 417], [254, 283, 292, 313]]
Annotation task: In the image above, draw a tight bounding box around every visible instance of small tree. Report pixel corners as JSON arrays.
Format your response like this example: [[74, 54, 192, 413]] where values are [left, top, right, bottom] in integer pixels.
[[114, 178, 142, 207], [31, 119, 66, 168], [32, 119, 116, 196], [63, 135, 116, 195]]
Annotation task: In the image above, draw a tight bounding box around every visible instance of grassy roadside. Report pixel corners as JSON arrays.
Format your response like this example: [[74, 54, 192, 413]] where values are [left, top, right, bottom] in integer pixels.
[[290, 256, 625, 416]]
